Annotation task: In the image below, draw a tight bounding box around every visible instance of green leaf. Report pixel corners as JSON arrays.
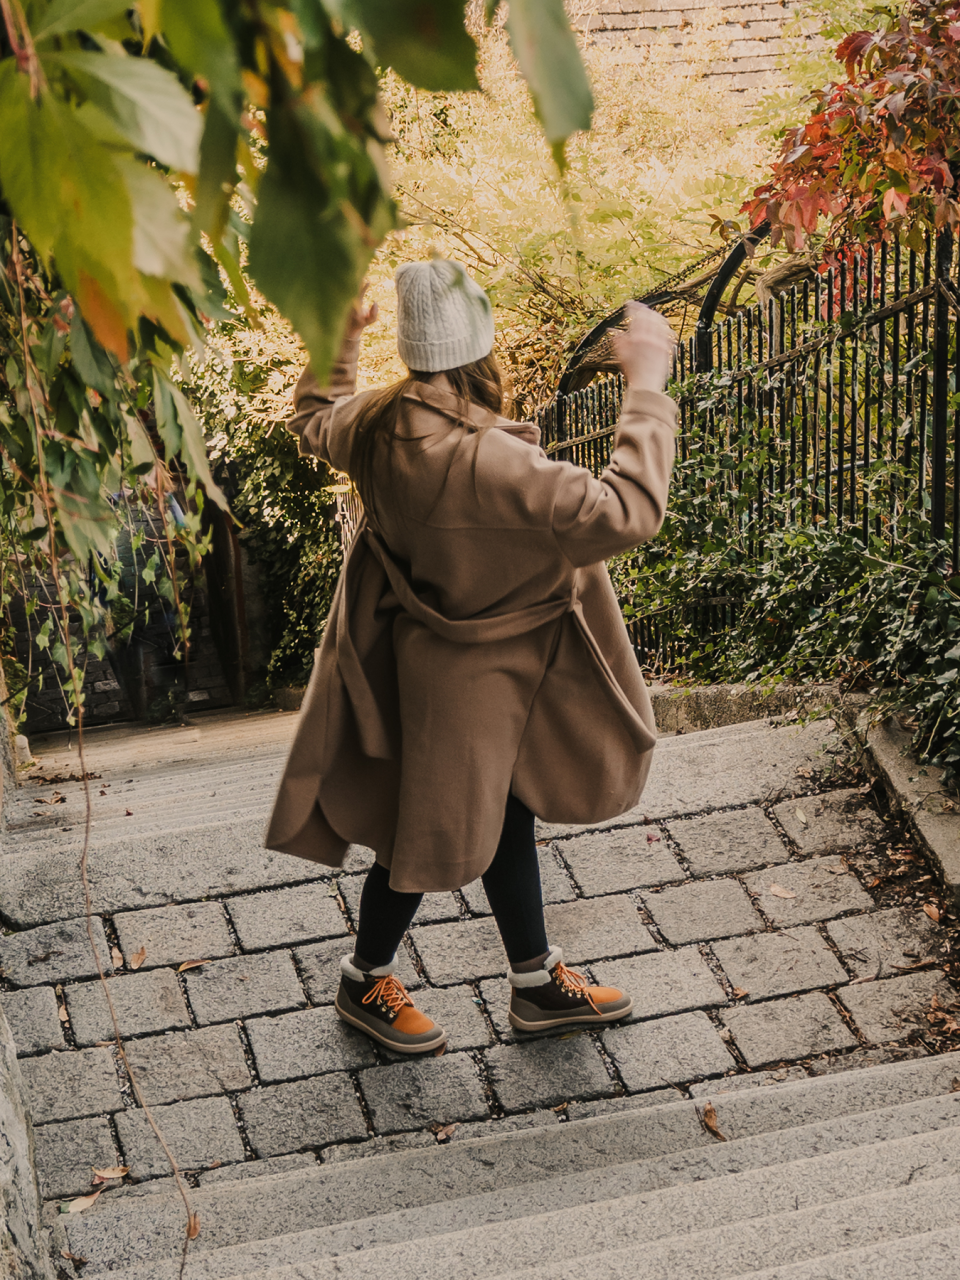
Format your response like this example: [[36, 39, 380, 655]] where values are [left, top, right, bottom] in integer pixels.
[[159, 0, 242, 121], [247, 98, 377, 382], [505, 0, 593, 165], [47, 50, 202, 173], [0, 63, 138, 355], [153, 368, 228, 509], [194, 98, 240, 241], [69, 311, 115, 395], [350, 0, 479, 91], [121, 160, 200, 286], [32, 0, 130, 40]]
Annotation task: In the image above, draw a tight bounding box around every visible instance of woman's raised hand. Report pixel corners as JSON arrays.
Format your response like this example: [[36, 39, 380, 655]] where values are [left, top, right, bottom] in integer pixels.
[[345, 281, 380, 340], [611, 301, 676, 394]]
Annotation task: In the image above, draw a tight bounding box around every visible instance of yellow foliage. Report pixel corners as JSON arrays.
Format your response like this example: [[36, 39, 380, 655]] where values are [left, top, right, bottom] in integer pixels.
[[361, 17, 769, 412]]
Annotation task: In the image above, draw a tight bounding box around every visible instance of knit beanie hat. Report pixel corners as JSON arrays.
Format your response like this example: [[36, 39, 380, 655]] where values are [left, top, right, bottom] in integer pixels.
[[395, 259, 495, 372]]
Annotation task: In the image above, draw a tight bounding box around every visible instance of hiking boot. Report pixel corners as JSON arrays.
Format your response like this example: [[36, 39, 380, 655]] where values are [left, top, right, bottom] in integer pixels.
[[335, 955, 447, 1054], [507, 945, 632, 1032]]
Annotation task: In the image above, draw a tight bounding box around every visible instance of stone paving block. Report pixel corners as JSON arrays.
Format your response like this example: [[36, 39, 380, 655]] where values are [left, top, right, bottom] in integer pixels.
[[643, 879, 763, 944], [478, 976, 521, 1043], [359, 1053, 489, 1133], [591, 947, 727, 1020], [666, 806, 790, 875], [225, 883, 349, 950], [743, 857, 874, 927], [337, 875, 459, 928], [113, 902, 235, 969], [184, 951, 306, 1024], [826, 906, 941, 979], [688, 1065, 808, 1097], [544, 896, 657, 964], [604, 1011, 734, 1090], [774, 788, 885, 855], [33, 1116, 119, 1199], [123, 1025, 252, 1105], [553, 825, 684, 896], [115, 1095, 245, 1178], [64, 969, 190, 1046], [411, 917, 506, 985], [711, 927, 849, 1001], [722, 992, 858, 1067], [839, 970, 955, 1044], [0, 986, 65, 1055], [239, 1074, 368, 1156], [246, 1006, 377, 1082], [460, 846, 576, 915], [0, 916, 113, 987], [412, 985, 495, 1053], [19, 1047, 123, 1122], [486, 1037, 615, 1111], [296, 938, 421, 1004]]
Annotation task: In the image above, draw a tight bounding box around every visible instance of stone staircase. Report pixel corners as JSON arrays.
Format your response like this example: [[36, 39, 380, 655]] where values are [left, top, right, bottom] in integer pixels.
[[54, 1051, 960, 1280]]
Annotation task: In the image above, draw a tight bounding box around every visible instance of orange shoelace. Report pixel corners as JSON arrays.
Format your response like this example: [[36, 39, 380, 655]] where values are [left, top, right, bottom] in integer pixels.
[[553, 961, 601, 1013], [362, 974, 414, 1015]]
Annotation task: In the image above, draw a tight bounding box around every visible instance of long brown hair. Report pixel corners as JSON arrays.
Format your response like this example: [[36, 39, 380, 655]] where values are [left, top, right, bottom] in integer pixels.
[[348, 354, 504, 525]]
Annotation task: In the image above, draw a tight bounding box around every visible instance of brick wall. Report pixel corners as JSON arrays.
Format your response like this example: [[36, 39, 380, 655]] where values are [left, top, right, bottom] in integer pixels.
[[574, 0, 803, 91]]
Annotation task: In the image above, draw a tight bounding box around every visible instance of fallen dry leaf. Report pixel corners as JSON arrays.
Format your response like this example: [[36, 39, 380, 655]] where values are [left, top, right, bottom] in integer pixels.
[[58, 1006, 69, 1022], [177, 959, 211, 972], [62, 1191, 101, 1213], [110, 946, 123, 969], [91, 1165, 128, 1181], [732, 987, 749, 999], [60, 1250, 88, 1263], [646, 832, 660, 843], [768, 884, 797, 899], [795, 808, 808, 826], [950, 1077, 960, 1092], [187, 1212, 201, 1240], [130, 947, 147, 970], [434, 1123, 458, 1141], [124, 809, 133, 816], [698, 1101, 727, 1142], [206, 1160, 222, 1169], [552, 1102, 569, 1112], [923, 903, 941, 923]]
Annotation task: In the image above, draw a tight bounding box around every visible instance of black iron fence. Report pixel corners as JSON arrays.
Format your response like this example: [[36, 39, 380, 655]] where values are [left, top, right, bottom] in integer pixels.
[[538, 228, 959, 666]]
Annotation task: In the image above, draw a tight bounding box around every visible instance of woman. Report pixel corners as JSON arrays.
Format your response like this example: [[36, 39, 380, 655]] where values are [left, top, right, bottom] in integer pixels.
[[266, 260, 676, 1054]]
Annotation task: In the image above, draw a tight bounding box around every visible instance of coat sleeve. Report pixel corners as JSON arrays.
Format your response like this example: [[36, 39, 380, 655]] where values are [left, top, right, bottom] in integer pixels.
[[286, 337, 361, 465], [549, 387, 678, 567]]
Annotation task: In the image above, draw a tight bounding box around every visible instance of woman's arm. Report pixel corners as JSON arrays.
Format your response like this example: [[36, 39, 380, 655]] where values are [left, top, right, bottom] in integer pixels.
[[286, 288, 379, 464], [551, 304, 679, 566]]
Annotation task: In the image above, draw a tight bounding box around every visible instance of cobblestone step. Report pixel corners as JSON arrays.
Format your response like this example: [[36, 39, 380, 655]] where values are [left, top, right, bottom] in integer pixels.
[[67, 1113, 960, 1280], [56, 1052, 960, 1274], [725, 1225, 960, 1280], [482, 1176, 960, 1280]]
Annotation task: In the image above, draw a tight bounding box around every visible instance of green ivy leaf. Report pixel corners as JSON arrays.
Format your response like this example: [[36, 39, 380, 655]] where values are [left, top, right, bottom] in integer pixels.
[[505, 0, 593, 168], [350, 0, 479, 91], [47, 50, 203, 174]]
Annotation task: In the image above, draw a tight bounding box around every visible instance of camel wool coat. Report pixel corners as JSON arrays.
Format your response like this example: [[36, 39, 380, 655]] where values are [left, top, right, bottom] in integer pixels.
[[264, 338, 677, 893]]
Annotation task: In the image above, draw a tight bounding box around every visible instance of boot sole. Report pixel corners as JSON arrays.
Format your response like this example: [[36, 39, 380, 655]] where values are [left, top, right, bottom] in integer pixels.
[[508, 999, 634, 1033], [335, 996, 448, 1055]]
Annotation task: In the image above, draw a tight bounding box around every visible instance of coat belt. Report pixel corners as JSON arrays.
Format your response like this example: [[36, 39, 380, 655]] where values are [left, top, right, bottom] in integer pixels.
[[335, 519, 653, 761]]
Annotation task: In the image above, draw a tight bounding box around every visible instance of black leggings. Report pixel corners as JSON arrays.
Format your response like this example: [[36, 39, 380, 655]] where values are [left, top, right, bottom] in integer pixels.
[[354, 794, 549, 969]]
